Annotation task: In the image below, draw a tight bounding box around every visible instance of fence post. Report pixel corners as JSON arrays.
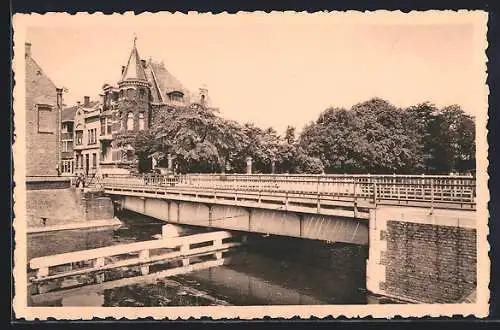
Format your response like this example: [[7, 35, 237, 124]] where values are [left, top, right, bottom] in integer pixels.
[[180, 244, 190, 267], [430, 178, 434, 213], [316, 176, 321, 213], [139, 249, 150, 275], [214, 238, 223, 260], [37, 267, 49, 279], [373, 181, 377, 205]]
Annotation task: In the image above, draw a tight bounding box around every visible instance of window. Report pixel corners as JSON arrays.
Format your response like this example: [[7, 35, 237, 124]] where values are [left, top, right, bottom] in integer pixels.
[[37, 104, 54, 133], [88, 128, 97, 144], [139, 88, 146, 99], [127, 112, 134, 131], [138, 113, 145, 131], [107, 120, 112, 134], [75, 131, 83, 145], [100, 118, 106, 135], [92, 153, 97, 168], [61, 160, 74, 174], [62, 140, 71, 152]]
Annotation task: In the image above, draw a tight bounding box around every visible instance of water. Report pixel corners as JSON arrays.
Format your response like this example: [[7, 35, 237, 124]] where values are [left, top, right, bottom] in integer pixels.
[[30, 211, 391, 306]]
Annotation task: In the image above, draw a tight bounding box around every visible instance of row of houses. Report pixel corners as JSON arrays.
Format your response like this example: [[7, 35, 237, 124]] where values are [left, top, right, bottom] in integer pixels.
[[57, 38, 210, 177]]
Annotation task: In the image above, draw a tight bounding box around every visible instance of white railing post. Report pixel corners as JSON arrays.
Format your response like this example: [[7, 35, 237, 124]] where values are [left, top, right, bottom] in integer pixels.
[[139, 249, 150, 275], [180, 244, 190, 267], [37, 267, 49, 279], [214, 238, 223, 260], [95, 257, 105, 268]]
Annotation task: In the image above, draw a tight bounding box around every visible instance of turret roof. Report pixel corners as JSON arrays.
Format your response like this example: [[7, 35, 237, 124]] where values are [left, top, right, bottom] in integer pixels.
[[120, 39, 147, 82]]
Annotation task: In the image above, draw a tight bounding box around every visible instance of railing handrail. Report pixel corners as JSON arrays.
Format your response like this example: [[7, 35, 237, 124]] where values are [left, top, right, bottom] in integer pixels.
[[30, 231, 233, 270]]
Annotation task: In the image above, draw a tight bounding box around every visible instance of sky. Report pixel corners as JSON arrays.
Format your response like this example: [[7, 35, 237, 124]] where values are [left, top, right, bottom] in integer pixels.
[[23, 12, 486, 134]]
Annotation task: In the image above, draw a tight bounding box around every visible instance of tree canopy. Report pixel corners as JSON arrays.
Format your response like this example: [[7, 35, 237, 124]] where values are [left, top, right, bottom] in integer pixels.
[[132, 98, 475, 175]]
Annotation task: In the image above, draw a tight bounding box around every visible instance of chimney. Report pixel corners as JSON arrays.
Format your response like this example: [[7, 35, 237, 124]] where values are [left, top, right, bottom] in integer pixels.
[[84, 96, 90, 107], [25, 42, 32, 57], [199, 86, 208, 105], [141, 59, 146, 68], [121, 66, 126, 74]]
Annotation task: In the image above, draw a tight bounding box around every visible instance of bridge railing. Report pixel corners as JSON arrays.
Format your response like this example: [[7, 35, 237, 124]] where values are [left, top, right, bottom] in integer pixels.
[[102, 173, 476, 207]]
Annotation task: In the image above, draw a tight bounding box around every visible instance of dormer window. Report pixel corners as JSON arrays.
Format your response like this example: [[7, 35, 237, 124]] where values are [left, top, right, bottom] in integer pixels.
[[168, 91, 184, 104]]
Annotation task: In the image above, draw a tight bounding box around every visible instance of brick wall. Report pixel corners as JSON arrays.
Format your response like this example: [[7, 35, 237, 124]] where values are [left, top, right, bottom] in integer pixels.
[[382, 221, 476, 303], [25, 46, 59, 177]]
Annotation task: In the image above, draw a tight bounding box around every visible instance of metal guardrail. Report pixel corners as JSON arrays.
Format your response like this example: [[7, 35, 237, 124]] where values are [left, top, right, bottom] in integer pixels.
[[102, 173, 476, 209]]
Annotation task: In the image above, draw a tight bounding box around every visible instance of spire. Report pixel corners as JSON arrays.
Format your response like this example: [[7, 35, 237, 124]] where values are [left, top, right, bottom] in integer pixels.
[[120, 36, 147, 82]]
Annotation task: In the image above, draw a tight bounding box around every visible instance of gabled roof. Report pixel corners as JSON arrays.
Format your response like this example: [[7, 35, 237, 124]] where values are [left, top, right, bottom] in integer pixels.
[[120, 40, 147, 82]]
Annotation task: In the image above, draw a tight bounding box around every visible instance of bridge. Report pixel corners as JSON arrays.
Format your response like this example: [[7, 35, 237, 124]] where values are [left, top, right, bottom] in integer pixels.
[[101, 173, 477, 304], [103, 173, 475, 244]]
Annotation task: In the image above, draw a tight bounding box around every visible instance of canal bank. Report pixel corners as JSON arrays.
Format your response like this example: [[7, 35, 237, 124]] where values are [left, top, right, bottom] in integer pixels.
[[29, 210, 396, 307], [26, 182, 121, 260]]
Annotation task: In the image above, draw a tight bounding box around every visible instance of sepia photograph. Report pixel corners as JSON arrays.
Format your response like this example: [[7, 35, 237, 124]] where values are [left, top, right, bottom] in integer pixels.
[[12, 10, 490, 319]]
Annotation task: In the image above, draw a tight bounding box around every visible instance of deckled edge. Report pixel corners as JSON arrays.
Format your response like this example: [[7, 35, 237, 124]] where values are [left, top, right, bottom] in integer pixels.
[[11, 9, 491, 320]]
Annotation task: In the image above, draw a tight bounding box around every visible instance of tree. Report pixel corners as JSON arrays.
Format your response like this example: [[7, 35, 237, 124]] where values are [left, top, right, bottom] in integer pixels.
[[406, 102, 439, 173], [298, 98, 423, 174], [427, 105, 475, 173], [149, 105, 244, 173]]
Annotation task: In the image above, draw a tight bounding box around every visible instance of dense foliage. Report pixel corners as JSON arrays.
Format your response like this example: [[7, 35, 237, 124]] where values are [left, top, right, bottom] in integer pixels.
[[132, 98, 475, 174]]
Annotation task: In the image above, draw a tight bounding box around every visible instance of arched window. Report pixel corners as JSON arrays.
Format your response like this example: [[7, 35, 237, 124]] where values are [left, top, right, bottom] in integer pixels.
[[127, 112, 134, 131], [138, 113, 145, 131], [139, 88, 146, 99]]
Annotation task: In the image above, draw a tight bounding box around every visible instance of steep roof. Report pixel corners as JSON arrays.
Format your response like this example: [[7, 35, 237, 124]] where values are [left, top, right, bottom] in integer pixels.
[[63, 100, 100, 121], [145, 60, 192, 103], [120, 41, 147, 82], [61, 106, 77, 122]]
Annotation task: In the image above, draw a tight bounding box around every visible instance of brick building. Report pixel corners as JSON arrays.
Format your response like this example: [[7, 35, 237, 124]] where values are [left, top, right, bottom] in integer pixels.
[[71, 97, 102, 176], [99, 38, 210, 174], [25, 42, 64, 179], [60, 106, 76, 176]]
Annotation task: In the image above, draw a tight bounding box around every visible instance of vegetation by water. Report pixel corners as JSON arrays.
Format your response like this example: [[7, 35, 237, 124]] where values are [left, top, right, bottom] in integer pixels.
[[130, 98, 475, 175]]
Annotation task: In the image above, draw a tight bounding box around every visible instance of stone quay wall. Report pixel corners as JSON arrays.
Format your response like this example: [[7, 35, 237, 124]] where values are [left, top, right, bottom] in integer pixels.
[[366, 206, 476, 303]]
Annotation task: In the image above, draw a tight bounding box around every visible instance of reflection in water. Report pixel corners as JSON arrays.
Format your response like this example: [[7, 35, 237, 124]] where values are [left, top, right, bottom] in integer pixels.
[[30, 211, 374, 306]]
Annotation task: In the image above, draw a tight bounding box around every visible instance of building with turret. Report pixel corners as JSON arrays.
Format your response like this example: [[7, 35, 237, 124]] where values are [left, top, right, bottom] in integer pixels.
[[99, 38, 211, 174]]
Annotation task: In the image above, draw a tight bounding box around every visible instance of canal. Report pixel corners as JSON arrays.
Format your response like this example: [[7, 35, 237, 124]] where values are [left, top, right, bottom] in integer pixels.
[[30, 211, 393, 306]]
